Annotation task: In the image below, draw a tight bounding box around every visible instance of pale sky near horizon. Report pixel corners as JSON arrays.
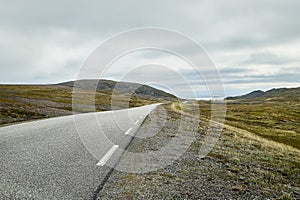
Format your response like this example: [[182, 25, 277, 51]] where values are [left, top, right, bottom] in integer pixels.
[[0, 0, 299, 98]]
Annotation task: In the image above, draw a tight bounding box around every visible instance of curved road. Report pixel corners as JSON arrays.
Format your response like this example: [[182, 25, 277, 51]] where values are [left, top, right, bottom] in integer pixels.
[[0, 104, 160, 199]]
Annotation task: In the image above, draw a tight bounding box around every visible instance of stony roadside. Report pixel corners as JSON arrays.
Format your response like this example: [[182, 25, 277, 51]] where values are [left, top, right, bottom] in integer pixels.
[[97, 104, 300, 199]]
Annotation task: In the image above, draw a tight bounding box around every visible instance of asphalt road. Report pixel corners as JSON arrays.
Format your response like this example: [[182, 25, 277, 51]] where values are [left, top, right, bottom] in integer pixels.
[[0, 104, 160, 199]]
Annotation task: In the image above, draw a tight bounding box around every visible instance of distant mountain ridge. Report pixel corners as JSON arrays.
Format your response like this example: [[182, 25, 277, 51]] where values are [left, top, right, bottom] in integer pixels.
[[225, 87, 300, 100], [57, 79, 177, 101]]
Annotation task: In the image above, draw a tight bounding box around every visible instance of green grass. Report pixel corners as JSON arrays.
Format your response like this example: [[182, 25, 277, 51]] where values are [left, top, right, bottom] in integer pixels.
[[0, 84, 168, 126], [225, 100, 300, 149], [174, 101, 300, 196], [174, 95, 300, 149], [99, 103, 300, 199]]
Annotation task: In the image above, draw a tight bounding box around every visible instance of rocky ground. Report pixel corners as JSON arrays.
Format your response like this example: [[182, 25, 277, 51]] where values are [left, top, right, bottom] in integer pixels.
[[97, 104, 300, 200]]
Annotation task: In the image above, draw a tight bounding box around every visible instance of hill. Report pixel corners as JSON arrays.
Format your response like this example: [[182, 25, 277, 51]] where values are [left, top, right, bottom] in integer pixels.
[[0, 79, 177, 126], [58, 79, 176, 101], [225, 87, 300, 101], [223, 86, 300, 149], [225, 90, 265, 100]]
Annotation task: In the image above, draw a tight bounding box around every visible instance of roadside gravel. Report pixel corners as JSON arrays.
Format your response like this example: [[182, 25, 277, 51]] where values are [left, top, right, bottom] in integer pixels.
[[96, 105, 299, 199]]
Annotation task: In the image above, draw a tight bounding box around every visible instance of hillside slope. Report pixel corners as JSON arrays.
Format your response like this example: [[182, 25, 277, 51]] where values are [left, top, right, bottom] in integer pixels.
[[225, 87, 300, 101], [59, 79, 176, 101], [0, 79, 177, 126], [97, 104, 300, 199], [224, 86, 300, 149]]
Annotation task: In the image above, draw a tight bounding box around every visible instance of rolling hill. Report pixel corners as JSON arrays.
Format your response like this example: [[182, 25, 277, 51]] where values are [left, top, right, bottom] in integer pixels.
[[0, 79, 177, 126], [225, 87, 300, 101], [224, 86, 300, 149], [59, 79, 176, 101]]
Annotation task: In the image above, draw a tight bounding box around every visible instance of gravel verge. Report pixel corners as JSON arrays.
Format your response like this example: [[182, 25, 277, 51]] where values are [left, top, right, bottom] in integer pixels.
[[96, 104, 299, 199]]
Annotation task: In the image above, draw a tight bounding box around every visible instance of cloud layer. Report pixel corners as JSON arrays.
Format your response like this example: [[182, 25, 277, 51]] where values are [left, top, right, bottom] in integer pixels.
[[0, 0, 299, 97]]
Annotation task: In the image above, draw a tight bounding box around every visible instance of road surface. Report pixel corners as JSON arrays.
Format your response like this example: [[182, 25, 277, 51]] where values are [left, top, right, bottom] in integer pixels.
[[0, 104, 160, 199]]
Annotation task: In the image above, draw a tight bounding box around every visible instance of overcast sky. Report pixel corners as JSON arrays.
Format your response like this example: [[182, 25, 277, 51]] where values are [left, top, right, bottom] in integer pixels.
[[0, 0, 299, 98]]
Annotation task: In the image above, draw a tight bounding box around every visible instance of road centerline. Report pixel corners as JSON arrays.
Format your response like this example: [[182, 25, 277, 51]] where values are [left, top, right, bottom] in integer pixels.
[[135, 115, 144, 124], [124, 127, 133, 135], [96, 145, 119, 166]]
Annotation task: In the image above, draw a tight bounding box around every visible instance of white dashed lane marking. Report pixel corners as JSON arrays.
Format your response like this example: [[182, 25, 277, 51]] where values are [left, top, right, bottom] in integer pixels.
[[124, 127, 133, 135], [96, 145, 119, 166], [97, 115, 146, 166]]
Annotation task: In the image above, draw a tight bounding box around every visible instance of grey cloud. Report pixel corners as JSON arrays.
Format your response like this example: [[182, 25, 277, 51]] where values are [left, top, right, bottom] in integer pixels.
[[0, 0, 300, 97], [225, 72, 300, 84], [239, 52, 298, 66]]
